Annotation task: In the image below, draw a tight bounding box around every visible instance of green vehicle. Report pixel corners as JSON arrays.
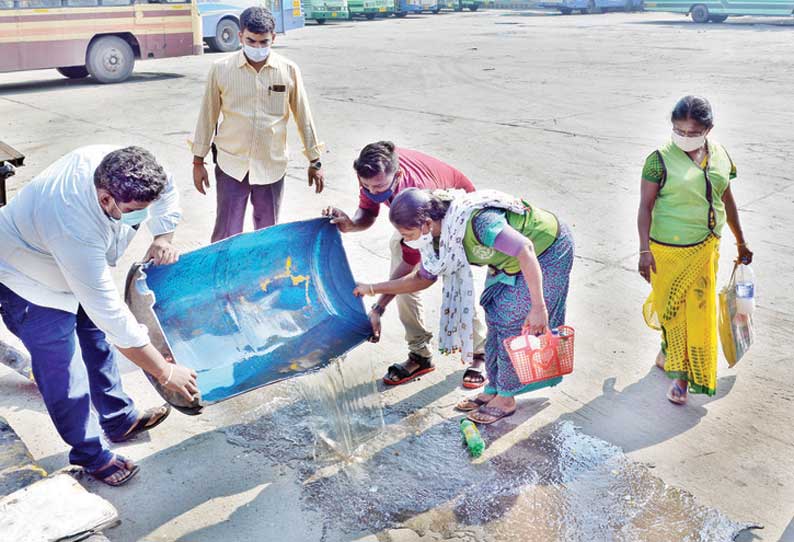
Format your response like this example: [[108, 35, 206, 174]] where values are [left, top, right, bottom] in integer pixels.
[[302, 0, 351, 23], [435, 0, 481, 11], [349, 0, 393, 18], [644, 0, 794, 22]]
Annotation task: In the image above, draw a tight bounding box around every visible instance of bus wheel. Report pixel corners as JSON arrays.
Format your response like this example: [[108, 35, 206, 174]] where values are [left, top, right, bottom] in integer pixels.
[[87, 36, 135, 84], [560, 8, 572, 14], [431, 7, 440, 13], [690, 4, 709, 22], [316, 17, 327, 23], [395, 10, 408, 16], [207, 19, 240, 52], [709, 14, 727, 22], [468, 3, 479, 10], [365, 12, 376, 19], [56, 66, 89, 79]]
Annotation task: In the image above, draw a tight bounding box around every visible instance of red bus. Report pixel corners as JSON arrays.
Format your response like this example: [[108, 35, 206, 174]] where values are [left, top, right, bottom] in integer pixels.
[[0, 0, 202, 83]]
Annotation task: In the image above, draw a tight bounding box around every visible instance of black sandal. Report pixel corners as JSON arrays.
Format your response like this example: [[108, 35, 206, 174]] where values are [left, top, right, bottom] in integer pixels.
[[109, 404, 171, 443], [462, 368, 486, 389], [462, 353, 486, 389], [88, 454, 140, 487], [383, 353, 435, 386]]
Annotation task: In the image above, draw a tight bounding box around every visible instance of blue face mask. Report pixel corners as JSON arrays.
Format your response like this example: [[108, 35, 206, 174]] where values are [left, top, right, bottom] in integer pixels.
[[362, 173, 399, 204], [363, 186, 394, 204]]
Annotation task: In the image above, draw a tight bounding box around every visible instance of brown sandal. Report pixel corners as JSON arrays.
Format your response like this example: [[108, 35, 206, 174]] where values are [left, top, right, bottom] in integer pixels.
[[109, 404, 171, 443], [455, 396, 491, 412], [467, 405, 516, 425]]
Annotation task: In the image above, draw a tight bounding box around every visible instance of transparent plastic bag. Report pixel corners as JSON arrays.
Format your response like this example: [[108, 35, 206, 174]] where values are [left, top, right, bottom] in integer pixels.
[[718, 265, 755, 368]]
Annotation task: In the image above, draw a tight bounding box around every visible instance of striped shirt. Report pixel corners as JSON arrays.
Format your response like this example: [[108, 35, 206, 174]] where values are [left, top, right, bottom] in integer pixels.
[[190, 50, 325, 186]]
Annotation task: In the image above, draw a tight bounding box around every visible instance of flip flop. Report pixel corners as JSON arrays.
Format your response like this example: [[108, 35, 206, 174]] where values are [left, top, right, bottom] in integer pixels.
[[455, 396, 491, 412], [88, 454, 140, 487], [461, 368, 486, 390], [383, 354, 435, 386], [467, 405, 516, 425], [109, 404, 171, 443], [667, 382, 688, 405]]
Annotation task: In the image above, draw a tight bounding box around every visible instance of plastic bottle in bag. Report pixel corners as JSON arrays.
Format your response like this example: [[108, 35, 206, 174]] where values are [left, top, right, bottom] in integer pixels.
[[734, 264, 755, 315]]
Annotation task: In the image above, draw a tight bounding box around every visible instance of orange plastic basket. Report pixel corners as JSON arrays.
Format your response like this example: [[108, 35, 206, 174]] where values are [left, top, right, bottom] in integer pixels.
[[503, 325, 575, 385]]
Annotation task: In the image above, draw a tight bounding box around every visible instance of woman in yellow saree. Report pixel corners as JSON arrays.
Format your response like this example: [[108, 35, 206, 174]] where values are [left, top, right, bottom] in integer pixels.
[[637, 96, 753, 405]]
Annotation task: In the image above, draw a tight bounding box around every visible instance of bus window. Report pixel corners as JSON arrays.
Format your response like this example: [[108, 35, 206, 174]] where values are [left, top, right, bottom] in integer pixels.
[[0, 0, 14, 7], [98, 0, 131, 5], [65, 0, 99, 5], [18, 0, 62, 6]]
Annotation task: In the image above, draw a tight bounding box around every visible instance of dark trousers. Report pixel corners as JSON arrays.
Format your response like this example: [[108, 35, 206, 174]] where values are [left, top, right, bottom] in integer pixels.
[[211, 166, 285, 243], [0, 283, 138, 471]]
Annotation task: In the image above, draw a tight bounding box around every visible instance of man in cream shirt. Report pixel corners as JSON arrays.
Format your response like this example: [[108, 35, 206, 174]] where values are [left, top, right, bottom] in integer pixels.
[[0, 145, 198, 487], [191, 6, 326, 242]]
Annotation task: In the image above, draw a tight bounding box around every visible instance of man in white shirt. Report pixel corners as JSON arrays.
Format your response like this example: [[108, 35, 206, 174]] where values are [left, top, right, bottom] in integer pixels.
[[0, 145, 198, 487]]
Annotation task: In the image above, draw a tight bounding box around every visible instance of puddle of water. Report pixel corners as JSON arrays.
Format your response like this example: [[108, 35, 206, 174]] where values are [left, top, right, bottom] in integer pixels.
[[224, 387, 756, 541], [295, 356, 385, 461], [301, 419, 755, 541]]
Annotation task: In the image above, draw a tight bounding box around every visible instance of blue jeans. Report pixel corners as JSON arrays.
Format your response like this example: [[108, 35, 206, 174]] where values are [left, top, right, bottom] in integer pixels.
[[0, 283, 138, 471]]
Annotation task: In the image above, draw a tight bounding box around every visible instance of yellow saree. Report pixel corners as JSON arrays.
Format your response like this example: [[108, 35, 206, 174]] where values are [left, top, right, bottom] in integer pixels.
[[643, 235, 720, 395]]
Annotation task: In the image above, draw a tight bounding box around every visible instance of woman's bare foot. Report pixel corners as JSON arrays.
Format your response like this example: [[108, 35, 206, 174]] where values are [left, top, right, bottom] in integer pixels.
[[655, 350, 666, 370]]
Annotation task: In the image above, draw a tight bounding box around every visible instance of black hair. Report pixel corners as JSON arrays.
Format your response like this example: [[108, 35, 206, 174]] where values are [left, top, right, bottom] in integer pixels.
[[671, 95, 714, 129], [389, 188, 452, 229], [240, 6, 276, 34], [353, 141, 400, 179], [93, 146, 167, 203]]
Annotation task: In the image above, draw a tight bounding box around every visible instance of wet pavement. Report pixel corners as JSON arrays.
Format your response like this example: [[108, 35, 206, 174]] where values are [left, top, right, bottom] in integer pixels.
[[220, 364, 757, 541]]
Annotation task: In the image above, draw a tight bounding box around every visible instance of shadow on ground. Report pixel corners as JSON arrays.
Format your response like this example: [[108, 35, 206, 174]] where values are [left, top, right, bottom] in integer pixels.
[[0, 72, 185, 96]]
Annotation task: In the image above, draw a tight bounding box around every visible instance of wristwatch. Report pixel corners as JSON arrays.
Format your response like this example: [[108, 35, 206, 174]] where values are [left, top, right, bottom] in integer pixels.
[[371, 303, 385, 316], [310, 160, 322, 170]]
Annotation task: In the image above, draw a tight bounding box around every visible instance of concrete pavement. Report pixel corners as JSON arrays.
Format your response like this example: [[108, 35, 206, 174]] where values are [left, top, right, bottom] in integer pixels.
[[1, 9, 793, 541]]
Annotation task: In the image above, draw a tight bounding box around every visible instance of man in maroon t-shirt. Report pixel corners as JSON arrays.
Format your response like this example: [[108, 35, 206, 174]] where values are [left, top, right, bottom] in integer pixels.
[[323, 141, 487, 388]]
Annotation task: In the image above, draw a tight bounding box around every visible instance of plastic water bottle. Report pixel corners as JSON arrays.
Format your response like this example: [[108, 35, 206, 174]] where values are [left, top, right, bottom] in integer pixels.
[[735, 264, 755, 315], [460, 419, 485, 458]]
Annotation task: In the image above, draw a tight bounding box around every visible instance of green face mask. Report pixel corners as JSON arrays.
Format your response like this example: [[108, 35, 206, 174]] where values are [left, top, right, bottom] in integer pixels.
[[120, 208, 149, 227], [110, 199, 149, 227]]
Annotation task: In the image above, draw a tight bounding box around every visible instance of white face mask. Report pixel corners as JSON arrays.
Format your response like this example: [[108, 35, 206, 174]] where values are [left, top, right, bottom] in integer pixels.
[[404, 231, 433, 251], [243, 44, 270, 62], [672, 131, 706, 152]]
